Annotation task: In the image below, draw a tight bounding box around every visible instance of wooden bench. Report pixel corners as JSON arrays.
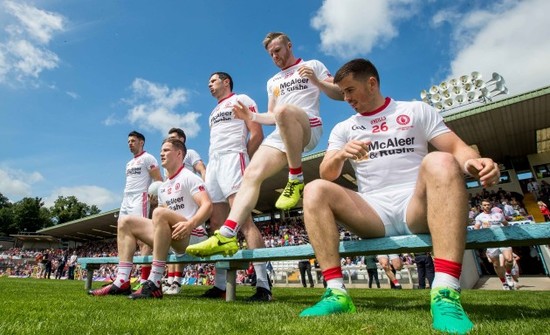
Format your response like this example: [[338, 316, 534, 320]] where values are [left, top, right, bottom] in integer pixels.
[[79, 223, 550, 300]]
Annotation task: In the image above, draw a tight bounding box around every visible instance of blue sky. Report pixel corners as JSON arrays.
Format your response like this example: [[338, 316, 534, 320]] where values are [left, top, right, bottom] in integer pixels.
[[1, 0, 549, 210]]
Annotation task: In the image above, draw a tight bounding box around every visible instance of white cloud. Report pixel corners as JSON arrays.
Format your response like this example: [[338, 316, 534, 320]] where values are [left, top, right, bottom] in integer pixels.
[[43, 185, 121, 210], [66, 91, 79, 99], [443, 0, 550, 95], [9, 39, 59, 78], [0, 167, 44, 200], [4, 1, 64, 44], [0, 1, 65, 84], [311, 0, 419, 58], [118, 78, 201, 137]]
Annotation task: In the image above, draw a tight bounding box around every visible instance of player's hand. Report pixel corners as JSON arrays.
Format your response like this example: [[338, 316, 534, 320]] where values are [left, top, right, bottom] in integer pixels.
[[232, 100, 251, 120], [148, 194, 159, 209], [464, 158, 500, 187], [342, 140, 371, 161], [171, 221, 192, 241], [298, 65, 320, 85]]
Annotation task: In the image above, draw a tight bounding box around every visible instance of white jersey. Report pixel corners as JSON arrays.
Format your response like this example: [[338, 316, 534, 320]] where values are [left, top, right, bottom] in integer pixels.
[[475, 212, 505, 228], [184, 149, 202, 172], [208, 93, 257, 157], [163, 149, 203, 178], [158, 166, 207, 238], [267, 58, 330, 125], [123, 151, 159, 194], [327, 98, 449, 194]]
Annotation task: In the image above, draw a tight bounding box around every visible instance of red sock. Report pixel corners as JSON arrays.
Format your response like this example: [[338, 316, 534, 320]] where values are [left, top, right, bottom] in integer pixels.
[[322, 267, 343, 281], [224, 219, 238, 230], [141, 265, 151, 281], [433, 258, 461, 279], [289, 167, 303, 175]]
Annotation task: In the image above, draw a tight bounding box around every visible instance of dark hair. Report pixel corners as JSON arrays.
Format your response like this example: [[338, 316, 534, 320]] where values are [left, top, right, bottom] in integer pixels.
[[128, 130, 145, 142], [168, 127, 186, 144], [334, 58, 380, 86], [211, 72, 233, 91], [162, 137, 187, 158]]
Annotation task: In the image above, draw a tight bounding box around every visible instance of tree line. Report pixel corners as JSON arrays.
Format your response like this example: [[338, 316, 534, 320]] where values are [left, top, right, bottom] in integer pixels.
[[0, 192, 101, 236]]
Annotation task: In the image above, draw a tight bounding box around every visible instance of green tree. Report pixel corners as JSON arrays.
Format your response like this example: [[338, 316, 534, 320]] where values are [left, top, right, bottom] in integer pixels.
[[11, 197, 52, 233], [0, 193, 14, 236], [49, 196, 101, 224]]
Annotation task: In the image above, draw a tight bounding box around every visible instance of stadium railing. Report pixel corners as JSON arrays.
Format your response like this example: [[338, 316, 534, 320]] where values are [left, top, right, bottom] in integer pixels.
[[79, 223, 550, 301]]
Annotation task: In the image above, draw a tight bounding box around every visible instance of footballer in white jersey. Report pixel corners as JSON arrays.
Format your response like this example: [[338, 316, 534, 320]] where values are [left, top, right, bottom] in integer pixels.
[[209, 93, 258, 156], [266, 58, 329, 122], [328, 98, 449, 194], [119, 131, 162, 218], [158, 166, 207, 239]]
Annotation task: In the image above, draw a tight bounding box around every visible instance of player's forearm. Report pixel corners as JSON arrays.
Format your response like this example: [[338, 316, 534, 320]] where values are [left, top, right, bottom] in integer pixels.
[[247, 133, 263, 158], [319, 151, 346, 181], [316, 79, 344, 101], [189, 202, 213, 230], [249, 111, 276, 125]]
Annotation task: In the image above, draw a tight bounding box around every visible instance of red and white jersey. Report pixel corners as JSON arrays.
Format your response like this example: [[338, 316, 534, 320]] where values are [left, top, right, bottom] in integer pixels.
[[267, 58, 330, 126], [327, 98, 449, 194], [158, 166, 207, 238], [475, 212, 506, 227], [208, 93, 257, 157], [123, 151, 159, 194]]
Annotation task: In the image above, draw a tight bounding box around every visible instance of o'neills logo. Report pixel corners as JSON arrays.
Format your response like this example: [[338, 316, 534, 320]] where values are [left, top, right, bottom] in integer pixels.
[[367, 137, 415, 159]]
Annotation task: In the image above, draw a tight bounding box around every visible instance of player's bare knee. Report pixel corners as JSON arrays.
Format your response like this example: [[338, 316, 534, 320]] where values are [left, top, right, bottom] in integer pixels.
[[242, 163, 265, 183], [421, 152, 460, 179], [303, 180, 329, 206], [273, 104, 292, 122], [151, 207, 166, 223], [117, 215, 132, 233]]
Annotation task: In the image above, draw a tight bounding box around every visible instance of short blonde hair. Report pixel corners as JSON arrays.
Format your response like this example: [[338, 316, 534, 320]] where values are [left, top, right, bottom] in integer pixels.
[[263, 32, 291, 49]]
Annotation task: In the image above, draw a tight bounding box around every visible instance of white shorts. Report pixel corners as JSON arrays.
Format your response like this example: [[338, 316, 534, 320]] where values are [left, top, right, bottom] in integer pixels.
[[119, 192, 149, 218], [262, 122, 322, 154], [360, 188, 414, 237], [486, 247, 512, 259], [205, 152, 248, 203]]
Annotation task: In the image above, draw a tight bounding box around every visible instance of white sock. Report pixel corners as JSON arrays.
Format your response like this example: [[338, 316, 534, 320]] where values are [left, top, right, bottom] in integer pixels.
[[148, 260, 166, 288], [431, 272, 460, 292], [326, 278, 347, 293], [214, 269, 227, 290], [220, 226, 236, 238], [253, 262, 270, 291], [113, 261, 133, 287], [174, 273, 184, 286], [289, 173, 304, 183]]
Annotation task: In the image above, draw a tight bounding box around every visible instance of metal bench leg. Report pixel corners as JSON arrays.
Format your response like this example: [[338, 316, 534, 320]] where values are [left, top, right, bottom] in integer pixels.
[[85, 269, 93, 290], [226, 269, 237, 302]]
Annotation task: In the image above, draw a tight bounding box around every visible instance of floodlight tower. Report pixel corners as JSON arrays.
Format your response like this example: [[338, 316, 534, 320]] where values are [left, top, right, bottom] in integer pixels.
[[420, 71, 508, 116]]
